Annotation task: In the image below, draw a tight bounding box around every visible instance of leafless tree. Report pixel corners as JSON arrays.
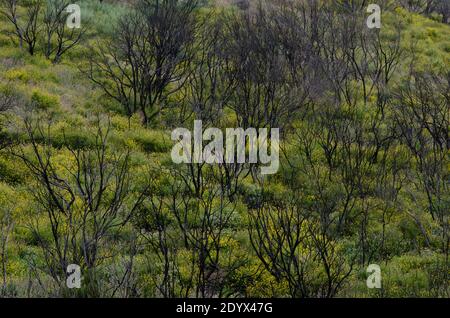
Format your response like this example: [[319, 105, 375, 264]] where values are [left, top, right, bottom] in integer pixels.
[[178, 14, 234, 127], [398, 0, 449, 22], [43, 0, 86, 63], [0, 205, 14, 296], [0, 0, 42, 55], [84, 0, 198, 125], [223, 2, 311, 132], [0, 83, 20, 151], [173, 13, 248, 199], [392, 71, 449, 259], [0, 87, 16, 113], [13, 115, 147, 296], [435, 0, 449, 23], [132, 171, 190, 297], [248, 196, 353, 298], [171, 166, 244, 297]]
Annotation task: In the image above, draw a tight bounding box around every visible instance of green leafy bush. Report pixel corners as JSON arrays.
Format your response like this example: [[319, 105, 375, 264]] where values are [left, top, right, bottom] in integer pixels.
[[128, 129, 171, 153], [30, 90, 60, 111]]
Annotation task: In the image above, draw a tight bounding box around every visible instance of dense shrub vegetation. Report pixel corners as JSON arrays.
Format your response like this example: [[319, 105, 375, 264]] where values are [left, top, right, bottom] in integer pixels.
[[0, 0, 448, 297]]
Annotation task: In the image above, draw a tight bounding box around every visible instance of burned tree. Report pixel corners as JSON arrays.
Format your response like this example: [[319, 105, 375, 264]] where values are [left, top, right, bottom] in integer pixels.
[[14, 116, 146, 296], [0, 0, 42, 55], [85, 0, 198, 125], [392, 71, 449, 258], [223, 2, 311, 132], [134, 166, 244, 298], [43, 0, 86, 63], [248, 196, 353, 298]]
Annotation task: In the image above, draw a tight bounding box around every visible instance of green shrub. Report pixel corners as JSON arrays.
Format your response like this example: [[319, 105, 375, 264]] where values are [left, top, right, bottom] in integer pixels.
[[5, 68, 30, 83], [50, 129, 97, 150], [0, 33, 10, 46], [378, 252, 448, 297], [0, 156, 25, 184], [30, 90, 60, 111]]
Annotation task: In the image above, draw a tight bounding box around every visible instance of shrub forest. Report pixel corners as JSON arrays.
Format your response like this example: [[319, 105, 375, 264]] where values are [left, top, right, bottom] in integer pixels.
[[0, 0, 448, 298]]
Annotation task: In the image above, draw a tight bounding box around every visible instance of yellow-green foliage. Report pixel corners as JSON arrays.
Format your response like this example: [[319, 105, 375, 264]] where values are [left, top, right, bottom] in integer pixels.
[[0, 1, 448, 298], [0, 155, 26, 184], [379, 252, 448, 297], [126, 129, 172, 153], [5, 68, 31, 83], [0, 182, 27, 220], [30, 89, 61, 111], [394, 7, 450, 72]]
